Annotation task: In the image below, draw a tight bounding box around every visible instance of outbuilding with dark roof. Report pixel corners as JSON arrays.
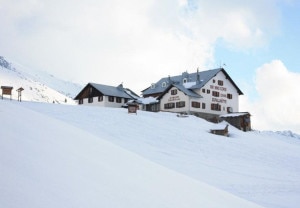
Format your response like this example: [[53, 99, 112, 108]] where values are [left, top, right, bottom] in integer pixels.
[[74, 83, 139, 108]]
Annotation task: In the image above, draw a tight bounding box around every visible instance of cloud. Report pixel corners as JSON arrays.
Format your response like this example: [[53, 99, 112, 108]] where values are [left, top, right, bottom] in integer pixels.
[[0, 0, 284, 94], [240, 60, 300, 134]]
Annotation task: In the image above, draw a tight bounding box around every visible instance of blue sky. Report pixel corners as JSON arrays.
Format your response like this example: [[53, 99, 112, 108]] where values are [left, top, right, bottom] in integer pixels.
[[214, 1, 300, 99], [0, 0, 300, 133]]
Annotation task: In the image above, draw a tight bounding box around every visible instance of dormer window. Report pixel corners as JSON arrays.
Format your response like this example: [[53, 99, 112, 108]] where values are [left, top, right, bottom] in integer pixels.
[[151, 83, 155, 89], [162, 82, 167, 87], [183, 78, 188, 84]]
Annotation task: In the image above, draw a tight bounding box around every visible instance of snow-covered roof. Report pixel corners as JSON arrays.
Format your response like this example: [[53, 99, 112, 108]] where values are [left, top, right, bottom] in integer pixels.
[[220, 112, 250, 118], [183, 81, 196, 88], [137, 97, 159, 105]]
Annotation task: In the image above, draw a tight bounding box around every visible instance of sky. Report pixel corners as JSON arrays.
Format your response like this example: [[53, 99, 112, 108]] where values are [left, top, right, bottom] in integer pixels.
[[1, 0, 300, 133]]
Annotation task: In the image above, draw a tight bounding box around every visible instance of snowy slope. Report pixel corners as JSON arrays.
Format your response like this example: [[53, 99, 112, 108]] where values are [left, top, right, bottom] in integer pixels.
[[13, 63, 83, 98], [0, 100, 264, 208], [15, 101, 300, 208], [0, 57, 80, 103]]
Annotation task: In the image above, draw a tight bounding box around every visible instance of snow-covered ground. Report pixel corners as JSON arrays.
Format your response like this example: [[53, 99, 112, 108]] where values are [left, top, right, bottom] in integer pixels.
[[1, 100, 300, 208]]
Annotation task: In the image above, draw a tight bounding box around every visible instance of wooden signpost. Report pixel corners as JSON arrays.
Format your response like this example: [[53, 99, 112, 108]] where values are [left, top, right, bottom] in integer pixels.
[[1, 86, 13, 100], [17, 87, 24, 102]]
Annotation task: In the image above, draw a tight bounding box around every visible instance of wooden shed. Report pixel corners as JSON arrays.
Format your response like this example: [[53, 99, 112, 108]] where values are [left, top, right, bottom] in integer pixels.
[[219, 112, 251, 132], [127, 101, 139, 114]]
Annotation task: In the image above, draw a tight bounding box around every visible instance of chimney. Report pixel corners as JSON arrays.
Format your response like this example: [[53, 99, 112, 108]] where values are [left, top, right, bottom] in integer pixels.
[[117, 83, 124, 90], [196, 68, 200, 84]]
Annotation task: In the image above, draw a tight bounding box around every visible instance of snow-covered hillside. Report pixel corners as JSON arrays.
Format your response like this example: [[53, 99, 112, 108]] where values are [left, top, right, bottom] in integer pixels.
[[1, 100, 300, 208], [0, 56, 81, 103], [0, 100, 264, 208]]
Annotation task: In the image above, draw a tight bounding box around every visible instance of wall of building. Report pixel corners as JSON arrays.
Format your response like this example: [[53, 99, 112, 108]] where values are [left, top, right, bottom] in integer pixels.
[[195, 71, 239, 115], [78, 96, 127, 108], [159, 87, 191, 113]]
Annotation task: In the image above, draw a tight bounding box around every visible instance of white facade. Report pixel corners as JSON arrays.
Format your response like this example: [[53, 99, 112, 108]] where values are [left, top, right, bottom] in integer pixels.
[[78, 96, 128, 108], [160, 87, 190, 113], [160, 71, 240, 116]]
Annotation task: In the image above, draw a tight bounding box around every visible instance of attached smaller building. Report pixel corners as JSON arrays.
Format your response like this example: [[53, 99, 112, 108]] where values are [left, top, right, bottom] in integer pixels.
[[219, 112, 251, 131], [74, 83, 139, 108]]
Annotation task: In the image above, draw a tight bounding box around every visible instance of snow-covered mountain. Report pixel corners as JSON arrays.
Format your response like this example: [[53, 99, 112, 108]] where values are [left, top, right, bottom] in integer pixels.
[[1, 100, 300, 208], [0, 56, 82, 103]]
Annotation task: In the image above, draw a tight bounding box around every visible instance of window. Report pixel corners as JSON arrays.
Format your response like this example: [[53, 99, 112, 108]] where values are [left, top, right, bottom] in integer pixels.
[[207, 89, 210, 94], [98, 96, 103, 102], [124, 98, 129, 103], [183, 78, 187, 84], [227, 93, 233, 99], [171, 89, 177, 95], [79, 99, 83, 104], [164, 103, 175, 109], [88, 97, 93, 103], [116, 97, 122, 103], [218, 80, 224, 86], [202, 89, 205, 93], [108, 96, 114, 102], [192, 101, 200, 108], [211, 103, 221, 111], [162, 82, 167, 87], [213, 79, 216, 83], [202, 103, 206, 109], [212, 91, 220, 97], [176, 101, 185, 108]]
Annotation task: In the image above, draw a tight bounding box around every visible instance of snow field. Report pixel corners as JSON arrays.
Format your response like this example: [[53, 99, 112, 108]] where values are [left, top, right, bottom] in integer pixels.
[[0, 100, 265, 208], [1, 100, 300, 207]]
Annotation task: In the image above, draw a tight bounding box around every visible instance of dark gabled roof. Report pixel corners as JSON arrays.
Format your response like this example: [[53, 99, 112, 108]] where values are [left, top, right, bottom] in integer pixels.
[[90, 83, 133, 98], [142, 68, 243, 96], [74, 83, 138, 100], [157, 84, 202, 100]]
